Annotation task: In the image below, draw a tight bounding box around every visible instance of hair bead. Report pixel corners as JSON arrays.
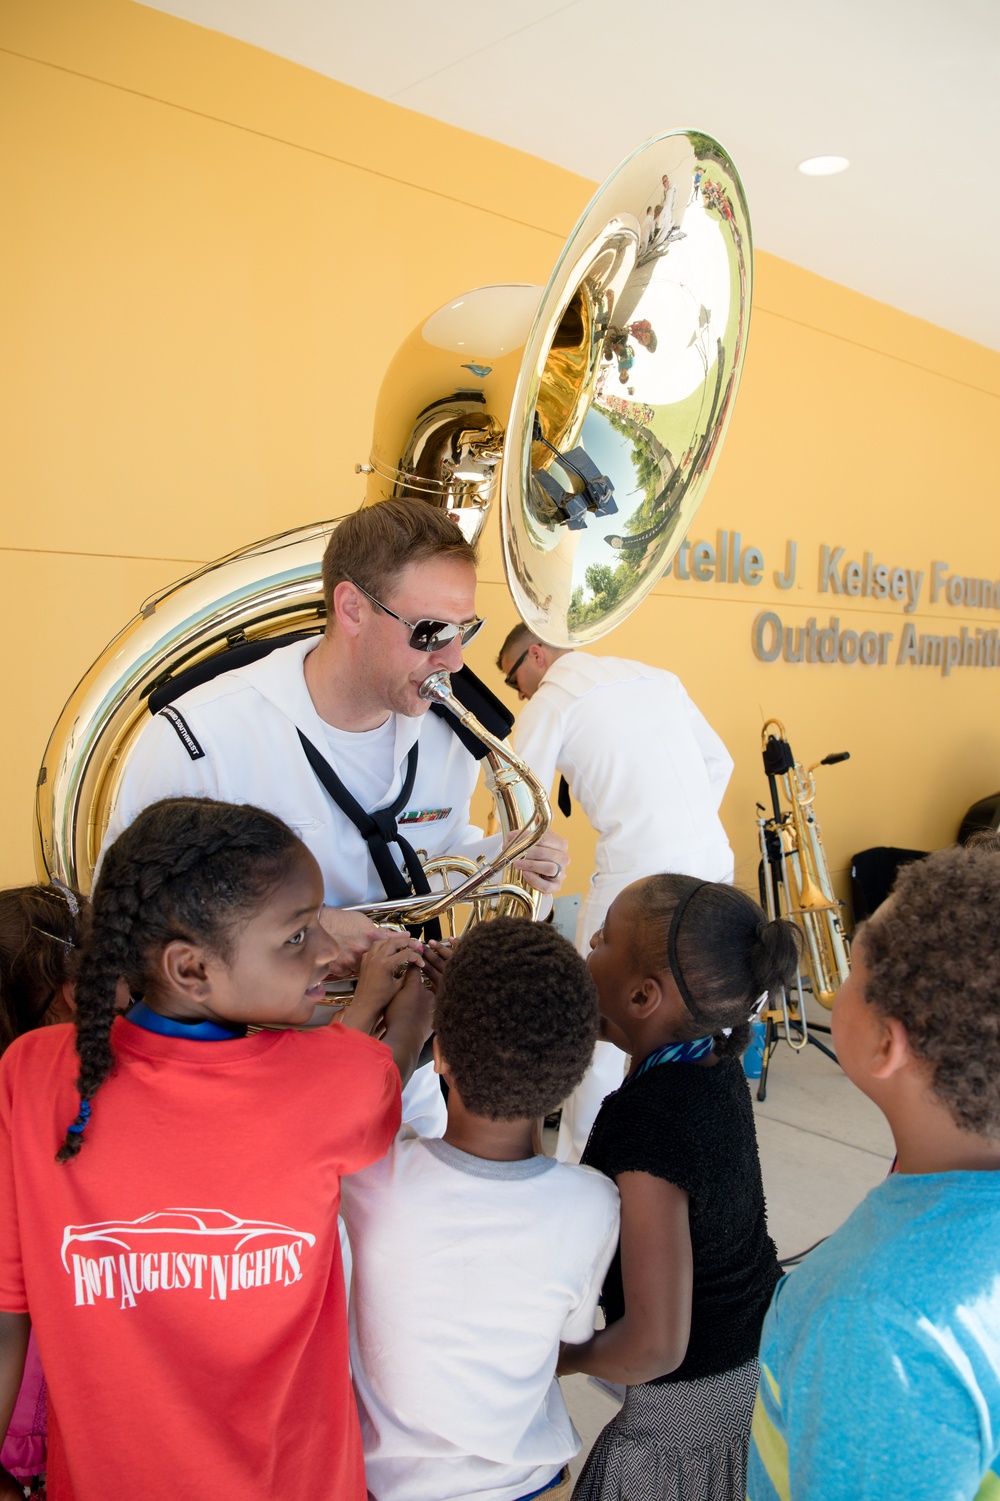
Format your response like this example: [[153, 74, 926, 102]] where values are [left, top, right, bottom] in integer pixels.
[[66, 1099, 92, 1134]]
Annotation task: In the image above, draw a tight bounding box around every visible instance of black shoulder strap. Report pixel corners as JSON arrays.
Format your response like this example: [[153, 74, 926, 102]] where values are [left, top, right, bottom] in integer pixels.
[[147, 630, 320, 715]]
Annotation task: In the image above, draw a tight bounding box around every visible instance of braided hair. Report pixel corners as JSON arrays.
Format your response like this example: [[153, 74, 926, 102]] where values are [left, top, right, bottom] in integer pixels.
[[57, 797, 300, 1162], [629, 874, 801, 1057], [0, 881, 83, 1052]]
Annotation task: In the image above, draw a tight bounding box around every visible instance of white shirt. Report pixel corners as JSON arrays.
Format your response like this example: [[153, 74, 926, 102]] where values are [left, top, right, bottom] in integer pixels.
[[513, 652, 734, 884], [341, 1131, 620, 1501], [104, 638, 498, 908]]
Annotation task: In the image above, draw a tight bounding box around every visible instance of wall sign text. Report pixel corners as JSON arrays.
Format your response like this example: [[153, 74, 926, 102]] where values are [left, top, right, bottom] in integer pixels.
[[664, 532, 1000, 674]]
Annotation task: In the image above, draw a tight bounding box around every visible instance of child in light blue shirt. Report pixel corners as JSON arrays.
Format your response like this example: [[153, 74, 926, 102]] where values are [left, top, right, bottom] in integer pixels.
[[748, 844, 1000, 1501]]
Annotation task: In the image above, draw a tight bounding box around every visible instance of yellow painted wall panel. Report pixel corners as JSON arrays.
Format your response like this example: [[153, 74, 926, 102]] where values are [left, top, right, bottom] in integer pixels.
[[0, 550, 207, 883], [754, 253, 1000, 400], [0, 0, 593, 237], [1, 50, 563, 562]]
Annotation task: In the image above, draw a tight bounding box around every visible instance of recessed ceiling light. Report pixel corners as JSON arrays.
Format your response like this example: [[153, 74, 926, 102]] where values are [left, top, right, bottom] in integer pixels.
[[798, 155, 850, 176]]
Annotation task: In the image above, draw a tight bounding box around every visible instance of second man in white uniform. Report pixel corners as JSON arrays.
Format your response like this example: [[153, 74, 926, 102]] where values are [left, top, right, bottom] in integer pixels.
[[497, 625, 734, 1160]]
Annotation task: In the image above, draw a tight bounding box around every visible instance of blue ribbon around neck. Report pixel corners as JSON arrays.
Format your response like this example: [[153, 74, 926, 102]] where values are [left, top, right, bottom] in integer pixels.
[[124, 1000, 246, 1041], [631, 1035, 715, 1079]]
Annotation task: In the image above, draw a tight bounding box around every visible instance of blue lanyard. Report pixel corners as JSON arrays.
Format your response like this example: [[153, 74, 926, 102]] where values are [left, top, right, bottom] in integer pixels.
[[124, 1001, 246, 1041], [630, 1035, 715, 1080]]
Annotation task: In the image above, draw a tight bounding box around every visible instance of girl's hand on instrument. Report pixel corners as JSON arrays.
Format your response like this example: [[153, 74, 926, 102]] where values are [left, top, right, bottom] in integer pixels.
[[381, 966, 435, 1088], [318, 906, 382, 978], [346, 934, 425, 1034], [421, 938, 455, 994]]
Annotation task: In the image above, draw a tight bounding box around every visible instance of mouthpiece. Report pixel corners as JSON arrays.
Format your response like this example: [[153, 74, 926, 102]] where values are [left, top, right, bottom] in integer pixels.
[[418, 671, 452, 704]]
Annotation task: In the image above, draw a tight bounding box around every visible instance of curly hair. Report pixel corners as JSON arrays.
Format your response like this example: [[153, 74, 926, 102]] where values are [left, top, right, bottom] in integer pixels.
[[58, 797, 301, 1162], [0, 882, 84, 1053], [434, 917, 599, 1120], [628, 875, 800, 1057], [321, 499, 479, 613], [862, 844, 1000, 1137]]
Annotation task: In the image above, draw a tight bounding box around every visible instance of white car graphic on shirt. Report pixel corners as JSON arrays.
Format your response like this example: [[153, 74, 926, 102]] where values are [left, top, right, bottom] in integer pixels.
[[61, 1207, 316, 1268], [61, 1208, 319, 1308]]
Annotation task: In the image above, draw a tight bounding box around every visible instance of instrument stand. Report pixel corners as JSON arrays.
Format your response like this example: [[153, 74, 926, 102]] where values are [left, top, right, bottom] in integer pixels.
[[755, 987, 839, 1104], [754, 724, 850, 1104]]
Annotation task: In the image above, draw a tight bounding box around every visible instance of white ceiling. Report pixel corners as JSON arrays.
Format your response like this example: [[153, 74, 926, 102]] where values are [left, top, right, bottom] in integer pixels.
[[139, 0, 1000, 351]]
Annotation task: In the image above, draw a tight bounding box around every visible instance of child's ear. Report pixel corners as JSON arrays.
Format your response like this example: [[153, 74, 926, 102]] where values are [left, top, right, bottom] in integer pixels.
[[869, 1013, 912, 1081], [630, 975, 663, 1019], [432, 1034, 450, 1081], [160, 940, 213, 1000]]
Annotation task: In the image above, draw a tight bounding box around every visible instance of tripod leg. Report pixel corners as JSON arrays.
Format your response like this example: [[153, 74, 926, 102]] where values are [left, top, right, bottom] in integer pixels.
[[806, 1032, 841, 1068]]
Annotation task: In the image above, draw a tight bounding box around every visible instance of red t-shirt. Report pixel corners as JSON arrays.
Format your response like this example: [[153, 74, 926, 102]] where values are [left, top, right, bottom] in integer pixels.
[[0, 1017, 400, 1501]]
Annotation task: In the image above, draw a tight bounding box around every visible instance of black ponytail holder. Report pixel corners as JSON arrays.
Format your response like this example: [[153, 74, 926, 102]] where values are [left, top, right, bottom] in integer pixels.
[[667, 881, 708, 1013]]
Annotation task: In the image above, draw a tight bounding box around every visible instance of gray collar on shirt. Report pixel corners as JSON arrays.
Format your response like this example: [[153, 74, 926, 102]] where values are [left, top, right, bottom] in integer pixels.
[[422, 1138, 558, 1180]]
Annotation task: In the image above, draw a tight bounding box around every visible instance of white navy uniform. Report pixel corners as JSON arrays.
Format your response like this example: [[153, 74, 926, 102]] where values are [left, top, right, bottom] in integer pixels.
[[512, 652, 735, 1161], [104, 638, 499, 1135]]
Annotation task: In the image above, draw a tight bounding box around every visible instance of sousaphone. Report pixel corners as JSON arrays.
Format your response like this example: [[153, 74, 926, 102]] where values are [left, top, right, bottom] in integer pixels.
[[35, 128, 752, 895]]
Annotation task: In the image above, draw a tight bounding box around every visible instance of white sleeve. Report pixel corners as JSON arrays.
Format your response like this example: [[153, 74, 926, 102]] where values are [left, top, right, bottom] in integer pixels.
[[101, 712, 224, 855], [510, 694, 564, 798], [680, 687, 733, 809], [559, 1175, 621, 1345], [440, 826, 504, 865], [414, 736, 503, 870]]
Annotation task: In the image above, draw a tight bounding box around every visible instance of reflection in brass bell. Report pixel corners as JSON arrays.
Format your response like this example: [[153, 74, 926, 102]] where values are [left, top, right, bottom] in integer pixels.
[[362, 129, 751, 647]]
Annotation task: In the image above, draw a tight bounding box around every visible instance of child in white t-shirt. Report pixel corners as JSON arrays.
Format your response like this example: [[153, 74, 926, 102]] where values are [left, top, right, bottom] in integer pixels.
[[341, 917, 621, 1501]]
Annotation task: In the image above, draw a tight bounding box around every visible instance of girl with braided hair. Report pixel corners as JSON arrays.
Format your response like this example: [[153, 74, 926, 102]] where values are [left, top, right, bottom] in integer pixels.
[[558, 874, 799, 1501], [0, 797, 431, 1501]]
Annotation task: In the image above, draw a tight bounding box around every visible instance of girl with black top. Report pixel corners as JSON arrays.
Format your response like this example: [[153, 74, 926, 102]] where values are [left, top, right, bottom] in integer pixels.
[[559, 873, 799, 1501]]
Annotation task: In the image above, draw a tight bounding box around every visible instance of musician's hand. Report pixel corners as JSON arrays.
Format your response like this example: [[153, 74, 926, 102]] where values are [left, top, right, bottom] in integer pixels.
[[318, 906, 381, 978], [421, 938, 454, 994], [349, 933, 426, 1034], [510, 831, 570, 895]]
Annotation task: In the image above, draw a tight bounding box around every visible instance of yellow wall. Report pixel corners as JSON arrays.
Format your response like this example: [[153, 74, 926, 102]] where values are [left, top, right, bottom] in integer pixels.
[[3, 0, 1000, 909]]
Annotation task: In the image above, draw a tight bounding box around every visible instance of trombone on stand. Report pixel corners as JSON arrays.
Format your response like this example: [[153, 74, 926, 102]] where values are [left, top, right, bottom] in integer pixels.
[[754, 718, 851, 1101]]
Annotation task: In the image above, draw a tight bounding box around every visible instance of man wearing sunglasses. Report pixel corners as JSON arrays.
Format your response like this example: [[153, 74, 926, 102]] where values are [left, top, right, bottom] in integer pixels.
[[105, 501, 568, 1069], [497, 624, 734, 1163]]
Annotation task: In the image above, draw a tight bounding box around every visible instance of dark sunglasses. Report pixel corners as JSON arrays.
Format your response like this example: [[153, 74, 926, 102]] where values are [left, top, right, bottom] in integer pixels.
[[348, 578, 486, 654], [503, 647, 531, 689]]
